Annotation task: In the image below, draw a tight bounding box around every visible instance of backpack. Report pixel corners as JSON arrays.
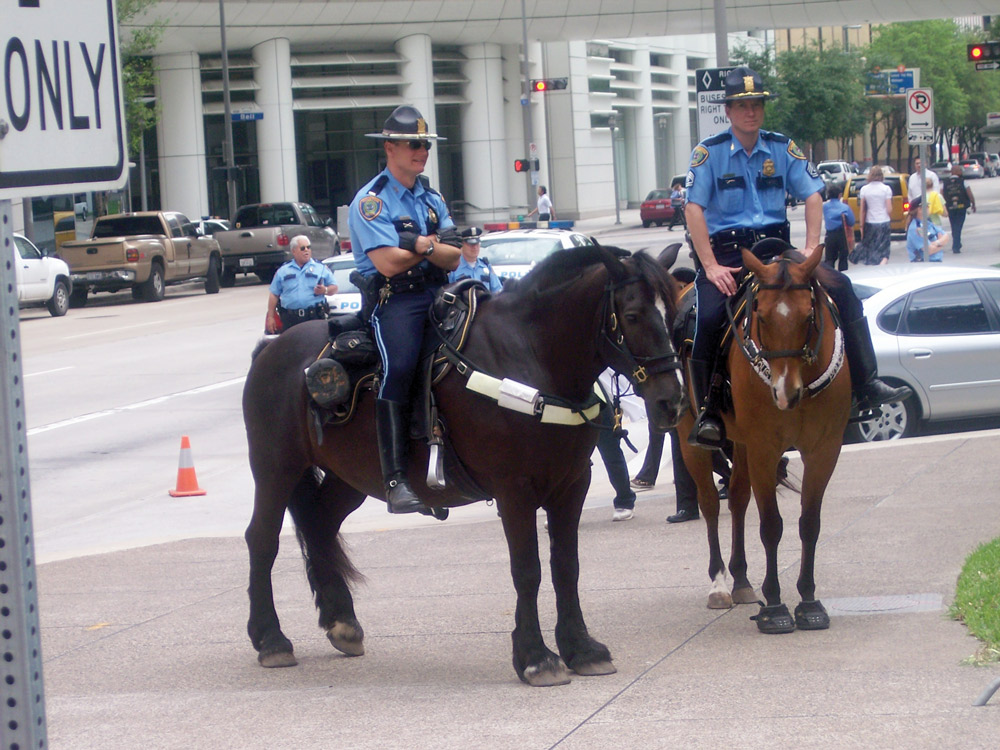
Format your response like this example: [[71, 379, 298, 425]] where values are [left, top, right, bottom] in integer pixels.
[[941, 177, 969, 211]]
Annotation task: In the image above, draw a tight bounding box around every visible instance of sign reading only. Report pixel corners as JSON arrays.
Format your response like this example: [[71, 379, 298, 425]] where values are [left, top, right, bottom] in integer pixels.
[[0, 0, 126, 199]]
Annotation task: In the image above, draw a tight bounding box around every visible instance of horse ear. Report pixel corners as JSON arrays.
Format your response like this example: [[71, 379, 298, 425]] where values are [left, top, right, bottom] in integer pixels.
[[593, 243, 629, 282], [657, 243, 682, 270], [742, 247, 765, 276], [801, 245, 823, 276]]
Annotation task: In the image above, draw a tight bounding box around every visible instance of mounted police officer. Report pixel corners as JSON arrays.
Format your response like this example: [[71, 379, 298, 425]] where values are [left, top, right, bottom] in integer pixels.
[[685, 66, 910, 449], [264, 235, 337, 334], [448, 227, 503, 292], [348, 105, 462, 514]]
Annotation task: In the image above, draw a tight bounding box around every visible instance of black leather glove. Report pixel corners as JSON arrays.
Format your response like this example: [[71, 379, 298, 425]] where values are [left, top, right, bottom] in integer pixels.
[[394, 216, 419, 252], [436, 226, 463, 249]]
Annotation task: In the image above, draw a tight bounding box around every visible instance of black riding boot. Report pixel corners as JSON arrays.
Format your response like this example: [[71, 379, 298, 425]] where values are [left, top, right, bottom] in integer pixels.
[[375, 398, 426, 514], [687, 358, 726, 448], [844, 318, 913, 410]]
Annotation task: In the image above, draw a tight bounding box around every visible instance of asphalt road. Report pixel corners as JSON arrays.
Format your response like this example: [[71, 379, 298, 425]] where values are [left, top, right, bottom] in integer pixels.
[[14, 175, 1000, 564]]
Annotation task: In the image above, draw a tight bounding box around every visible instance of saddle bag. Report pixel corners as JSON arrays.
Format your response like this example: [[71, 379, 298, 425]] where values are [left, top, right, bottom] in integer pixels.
[[332, 329, 378, 368]]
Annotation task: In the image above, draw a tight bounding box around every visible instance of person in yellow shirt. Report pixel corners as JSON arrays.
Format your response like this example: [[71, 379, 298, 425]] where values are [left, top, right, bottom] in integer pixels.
[[925, 177, 945, 227]]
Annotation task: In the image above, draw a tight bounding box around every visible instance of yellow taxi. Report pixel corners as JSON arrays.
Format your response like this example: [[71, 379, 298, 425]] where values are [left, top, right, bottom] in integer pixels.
[[843, 172, 910, 241], [53, 211, 77, 252]]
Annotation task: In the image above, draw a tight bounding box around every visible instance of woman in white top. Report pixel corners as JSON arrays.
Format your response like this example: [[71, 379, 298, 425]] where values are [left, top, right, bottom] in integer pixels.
[[856, 166, 893, 265]]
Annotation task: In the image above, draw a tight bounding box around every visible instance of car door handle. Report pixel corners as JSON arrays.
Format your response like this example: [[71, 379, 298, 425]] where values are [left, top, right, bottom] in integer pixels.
[[908, 349, 933, 359], [241, 231, 253, 237]]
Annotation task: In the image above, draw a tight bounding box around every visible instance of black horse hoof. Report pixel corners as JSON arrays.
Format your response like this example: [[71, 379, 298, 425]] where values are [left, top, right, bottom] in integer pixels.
[[794, 600, 830, 630], [751, 603, 796, 634]]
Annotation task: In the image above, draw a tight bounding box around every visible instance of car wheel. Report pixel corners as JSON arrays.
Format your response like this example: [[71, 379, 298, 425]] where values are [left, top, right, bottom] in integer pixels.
[[848, 397, 918, 442], [204, 255, 221, 294], [141, 264, 165, 302], [642, 220, 651, 228], [47, 280, 70, 317], [220, 267, 237, 288], [256, 269, 276, 284], [68, 287, 88, 308]]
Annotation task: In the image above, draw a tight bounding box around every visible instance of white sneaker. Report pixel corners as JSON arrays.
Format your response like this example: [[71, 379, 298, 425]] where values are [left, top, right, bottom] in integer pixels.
[[612, 508, 634, 522]]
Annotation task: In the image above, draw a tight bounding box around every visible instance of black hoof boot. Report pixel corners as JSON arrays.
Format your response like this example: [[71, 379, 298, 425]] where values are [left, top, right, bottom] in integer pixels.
[[751, 603, 796, 634], [794, 600, 830, 630]]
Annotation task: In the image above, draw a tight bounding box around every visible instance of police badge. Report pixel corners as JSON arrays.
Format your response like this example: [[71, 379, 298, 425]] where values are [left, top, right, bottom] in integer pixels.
[[426, 207, 438, 225], [762, 159, 775, 177], [359, 195, 383, 221]]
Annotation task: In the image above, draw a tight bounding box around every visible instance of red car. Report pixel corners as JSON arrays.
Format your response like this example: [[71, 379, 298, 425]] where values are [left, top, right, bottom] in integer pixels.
[[640, 189, 676, 228]]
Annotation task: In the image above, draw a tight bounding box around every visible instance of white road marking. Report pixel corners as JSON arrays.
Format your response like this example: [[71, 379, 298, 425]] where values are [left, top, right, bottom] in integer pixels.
[[25, 366, 74, 377], [68, 321, 168, 339], [27, 377, 246, 436]]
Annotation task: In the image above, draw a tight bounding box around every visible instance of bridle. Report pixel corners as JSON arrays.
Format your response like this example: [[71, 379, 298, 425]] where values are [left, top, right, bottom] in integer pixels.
[[600, 274, 683, 389]]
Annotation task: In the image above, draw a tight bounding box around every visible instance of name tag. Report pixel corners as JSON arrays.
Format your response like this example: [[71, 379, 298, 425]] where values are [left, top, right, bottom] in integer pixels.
[[717, 175, 746, 191], [757, 175, 785, 190]]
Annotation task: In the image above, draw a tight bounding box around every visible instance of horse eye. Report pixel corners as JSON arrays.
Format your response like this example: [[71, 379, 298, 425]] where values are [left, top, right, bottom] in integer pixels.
[[625, 312, 640, 324]]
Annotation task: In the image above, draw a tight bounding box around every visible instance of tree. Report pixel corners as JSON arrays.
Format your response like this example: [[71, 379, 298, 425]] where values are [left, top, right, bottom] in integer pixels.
[[118, 0, 164, 157]]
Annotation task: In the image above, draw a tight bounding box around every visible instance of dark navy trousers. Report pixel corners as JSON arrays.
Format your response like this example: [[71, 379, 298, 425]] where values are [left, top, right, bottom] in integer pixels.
[[371, 288, 436, 403]]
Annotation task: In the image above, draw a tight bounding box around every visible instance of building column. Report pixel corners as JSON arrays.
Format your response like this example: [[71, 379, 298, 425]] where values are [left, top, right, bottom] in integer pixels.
[[253, 38, 298, 203], [154, 52, 209, 221], [633, 47, 657, 202], [460, 44, 507, 223], [395, 34, 440, 185]]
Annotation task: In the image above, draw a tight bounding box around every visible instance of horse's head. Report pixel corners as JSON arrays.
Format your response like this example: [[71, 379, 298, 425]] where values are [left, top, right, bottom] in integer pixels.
[[599, 248, 688, 431], [741, 246, 823, 411]]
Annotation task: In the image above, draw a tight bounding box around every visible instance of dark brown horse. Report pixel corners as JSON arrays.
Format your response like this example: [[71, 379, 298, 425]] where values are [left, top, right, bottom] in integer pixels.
[[243, 245, 686, 684], [676, 246, 851, 633]]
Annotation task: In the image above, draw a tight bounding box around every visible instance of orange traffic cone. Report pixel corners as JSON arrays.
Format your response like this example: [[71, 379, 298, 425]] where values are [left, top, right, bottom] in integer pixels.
[[169, 435, 207, 497]]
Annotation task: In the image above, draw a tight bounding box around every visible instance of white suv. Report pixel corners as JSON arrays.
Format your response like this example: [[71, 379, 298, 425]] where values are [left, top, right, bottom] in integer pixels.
[[13, 233, 73, 316], [816, 161, 857, 196]]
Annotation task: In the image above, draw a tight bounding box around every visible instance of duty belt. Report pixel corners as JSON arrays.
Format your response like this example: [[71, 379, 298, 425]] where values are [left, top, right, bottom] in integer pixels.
[[709, 222, 789, 251], [280, 304, 327, 319]]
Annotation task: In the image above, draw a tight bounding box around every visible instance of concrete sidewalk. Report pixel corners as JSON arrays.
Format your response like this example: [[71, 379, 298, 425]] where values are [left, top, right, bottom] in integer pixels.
[[37, 430, 1000, 749]]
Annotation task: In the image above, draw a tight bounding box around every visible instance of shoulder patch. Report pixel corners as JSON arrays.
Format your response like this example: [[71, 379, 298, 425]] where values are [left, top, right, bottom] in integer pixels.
[[690, 146, 710, 168], [685, 170, 695, 189], [787, 140, 806, 160], [358, 195, 383, 221]]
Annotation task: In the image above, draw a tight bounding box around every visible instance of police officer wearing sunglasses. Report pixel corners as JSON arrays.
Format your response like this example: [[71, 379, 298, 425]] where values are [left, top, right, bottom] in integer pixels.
[[348, 105, 462, 514], [264, 235, 337, 334]]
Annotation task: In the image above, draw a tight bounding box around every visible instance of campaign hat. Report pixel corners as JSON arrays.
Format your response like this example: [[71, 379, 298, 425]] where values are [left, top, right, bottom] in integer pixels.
[[365, 105, 446, 141], [723, 66, 774, 102]]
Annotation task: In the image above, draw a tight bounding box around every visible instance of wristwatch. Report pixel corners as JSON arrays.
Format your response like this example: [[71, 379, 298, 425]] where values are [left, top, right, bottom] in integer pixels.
[[423, 243, 434, 257]]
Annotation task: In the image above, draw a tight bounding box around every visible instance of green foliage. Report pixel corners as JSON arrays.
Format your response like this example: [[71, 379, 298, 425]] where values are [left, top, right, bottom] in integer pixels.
[[118, 0, 164, 157], [950, 538, 1000, 664]]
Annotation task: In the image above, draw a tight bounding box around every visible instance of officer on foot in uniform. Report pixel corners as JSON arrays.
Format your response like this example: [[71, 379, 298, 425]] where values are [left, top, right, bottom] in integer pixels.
[[348, 105, 462, 513], [448, 227, 504, 292], [684, 66, 910, 449], [264, 235, 337, 334]]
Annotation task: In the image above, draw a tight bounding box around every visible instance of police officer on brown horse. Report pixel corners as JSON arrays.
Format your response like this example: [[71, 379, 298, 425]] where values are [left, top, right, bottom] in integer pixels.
[[348, 106, 462, 513]]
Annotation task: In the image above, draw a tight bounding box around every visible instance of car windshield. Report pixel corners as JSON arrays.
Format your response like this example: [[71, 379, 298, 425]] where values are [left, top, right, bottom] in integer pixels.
[[847, 176, 903, 198], [852, 283, 881, 300], [817, 164, 842, 174], [322, 257, 359, 293], [481, 237, 562, 264], [92, 216, 164, 237], [234, 204, 297, 227], [645, 190, 670, 200]]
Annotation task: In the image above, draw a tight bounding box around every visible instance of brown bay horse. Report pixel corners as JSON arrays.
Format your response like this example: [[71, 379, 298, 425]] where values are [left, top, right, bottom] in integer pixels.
[[242, 246, 686, 684], [676, 245, 851, 633]]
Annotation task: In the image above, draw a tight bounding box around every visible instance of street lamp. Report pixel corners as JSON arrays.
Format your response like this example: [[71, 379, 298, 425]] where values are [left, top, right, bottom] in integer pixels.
[[607, 112, 621, 225]]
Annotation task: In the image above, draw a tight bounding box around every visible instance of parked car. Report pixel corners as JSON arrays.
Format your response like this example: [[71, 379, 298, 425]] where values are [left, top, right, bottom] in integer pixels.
[[969, 152, 996, 178], [988, 154, 1000, 177], [843, 172, 910, 239], [478, 229, 595, 283], [197, 218, 231, 236], [639, 189, 676, 228], [816, 160, 856, 196], [12, 233, 73, 317], [959, 159, 985, 179], [845, 265, 1000, 441], [929, 161, 953, 180], [74, 194, 89, 220], [322, 254, 363, 314], [53, 211, 77, 252]]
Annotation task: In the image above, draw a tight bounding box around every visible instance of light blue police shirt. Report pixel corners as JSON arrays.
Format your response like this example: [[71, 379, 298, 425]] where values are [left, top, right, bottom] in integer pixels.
[[685, 128, 823, 234], [348, 168, 454, 278], [448, 256, 503, 293], [268, 258, 336, 310]]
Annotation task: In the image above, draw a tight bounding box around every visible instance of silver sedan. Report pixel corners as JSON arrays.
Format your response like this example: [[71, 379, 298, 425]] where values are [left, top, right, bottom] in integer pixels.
[[846, 265, 1000, 441]]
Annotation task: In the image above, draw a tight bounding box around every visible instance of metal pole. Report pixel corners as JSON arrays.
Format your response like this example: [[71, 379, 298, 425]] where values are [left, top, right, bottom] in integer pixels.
[[139, 133, 148, 211], [219, 0, 238, 221], [714, 0, 729, 67], [609, 116, 621, 225], [919, 143, 929, 257], [21, 196, 34, 243], [520, 0, 536, 213], [0, 198, 49, 749]]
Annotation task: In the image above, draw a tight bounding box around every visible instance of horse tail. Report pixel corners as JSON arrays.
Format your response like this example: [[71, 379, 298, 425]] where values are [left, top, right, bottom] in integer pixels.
[[286, 469, 365, 597]]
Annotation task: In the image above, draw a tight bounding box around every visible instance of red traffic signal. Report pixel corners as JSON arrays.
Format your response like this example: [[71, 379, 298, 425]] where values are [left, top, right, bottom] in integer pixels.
[[968, 41, 1000, 61], [530, 78, 568, 93], [514, 159, 529, 173]]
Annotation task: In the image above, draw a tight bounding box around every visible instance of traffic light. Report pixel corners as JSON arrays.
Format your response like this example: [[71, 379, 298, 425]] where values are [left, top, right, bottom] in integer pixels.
[[968, 41, 1000, 61], [530, 78, 568, 93], [514, 158, 540, 173]]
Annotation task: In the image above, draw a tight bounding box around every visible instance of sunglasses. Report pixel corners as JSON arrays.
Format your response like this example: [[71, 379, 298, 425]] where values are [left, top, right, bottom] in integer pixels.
[[403, 140, 432, 151]]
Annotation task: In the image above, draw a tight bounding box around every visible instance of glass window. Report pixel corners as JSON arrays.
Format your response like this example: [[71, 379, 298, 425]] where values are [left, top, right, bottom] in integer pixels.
[[904, 282, 990, 335], [877, 297, 904, 334], [14, 236, 41, 260], [165, 215, 184, 238], [982, 279, 1000, 311]]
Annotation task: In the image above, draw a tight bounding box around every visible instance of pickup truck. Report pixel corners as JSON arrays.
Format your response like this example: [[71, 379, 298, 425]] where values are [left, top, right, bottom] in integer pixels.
[[59, 211, 223, 307], [13, 233, 73, 317], [213, 202, 340, 286]]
